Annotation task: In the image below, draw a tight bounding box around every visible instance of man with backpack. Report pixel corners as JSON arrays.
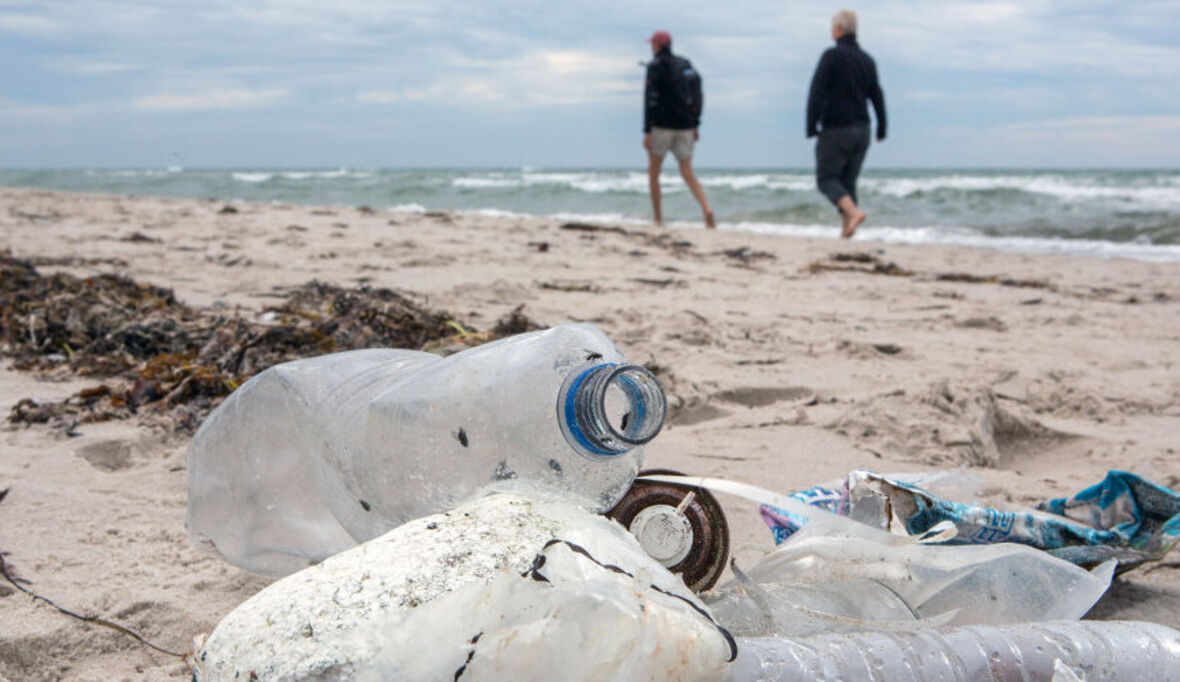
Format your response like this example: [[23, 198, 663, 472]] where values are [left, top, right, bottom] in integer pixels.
[[643, 30, 715, 229]]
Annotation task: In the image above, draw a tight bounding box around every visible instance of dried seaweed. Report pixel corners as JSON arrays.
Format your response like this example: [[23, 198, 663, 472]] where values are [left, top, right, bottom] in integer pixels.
[[810, 253, 1059, 288], [491, 304, 544, 337], [808, 252, 913, 277], [2, 254, 544, 433], [935, 272, 1050, 289], [715, 247, 775, 265]]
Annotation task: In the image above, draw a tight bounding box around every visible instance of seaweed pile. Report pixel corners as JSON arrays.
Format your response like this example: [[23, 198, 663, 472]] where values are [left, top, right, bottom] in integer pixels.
[[1, 254, 541, 434]]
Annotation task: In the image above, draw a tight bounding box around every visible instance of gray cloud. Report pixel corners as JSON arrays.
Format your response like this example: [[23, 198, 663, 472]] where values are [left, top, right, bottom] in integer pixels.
[[1, 0, 1177, 166]]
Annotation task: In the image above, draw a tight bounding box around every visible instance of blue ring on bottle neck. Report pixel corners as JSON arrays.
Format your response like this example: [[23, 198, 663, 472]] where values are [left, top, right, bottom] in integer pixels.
[[563, 363, 624, 457]]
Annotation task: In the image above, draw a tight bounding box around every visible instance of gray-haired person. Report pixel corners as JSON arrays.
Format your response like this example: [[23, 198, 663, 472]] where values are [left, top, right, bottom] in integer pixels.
[[806, 9, 886, 238]]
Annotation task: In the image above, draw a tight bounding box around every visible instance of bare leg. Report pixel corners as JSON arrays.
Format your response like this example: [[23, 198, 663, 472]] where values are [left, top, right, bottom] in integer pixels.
[[836, 194, 866, 239], [647, 154, 664, 226], [677, 158, 715, 229]]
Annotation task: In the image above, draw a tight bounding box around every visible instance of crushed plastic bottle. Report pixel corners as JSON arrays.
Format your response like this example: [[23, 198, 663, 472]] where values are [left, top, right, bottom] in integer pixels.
[[648, 475, 1115, 626], [186, 323, 667, 575], [726, 620, 1180, 681]]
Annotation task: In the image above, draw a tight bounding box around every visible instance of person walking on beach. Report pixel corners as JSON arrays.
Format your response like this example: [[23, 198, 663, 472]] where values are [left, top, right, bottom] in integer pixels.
[[643, 31, 716, 229], [806, 9, 886, 239]]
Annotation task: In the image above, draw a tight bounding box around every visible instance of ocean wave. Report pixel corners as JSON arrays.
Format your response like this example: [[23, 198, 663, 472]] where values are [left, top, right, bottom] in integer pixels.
[[278, 169, 372, 180], [463, 207, 649, 226], [453, 172, 679, 194], [384, 204, 1180, 260], [865, 174, 1180, 208], [453, 176, 520, 189], [452, 171, 816, 194], [473, 208, 521, 218], [389, 203, 427, 213], [232, 172, 273, 183], [7, 167, 1179, 260], [700, 173, 814, 191], [231, 169, 372, 183], [732, 220, 1180, 262]]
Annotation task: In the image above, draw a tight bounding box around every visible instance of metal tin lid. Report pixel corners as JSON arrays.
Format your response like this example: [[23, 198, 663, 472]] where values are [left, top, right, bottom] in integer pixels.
[[606, 468, 729, 592]]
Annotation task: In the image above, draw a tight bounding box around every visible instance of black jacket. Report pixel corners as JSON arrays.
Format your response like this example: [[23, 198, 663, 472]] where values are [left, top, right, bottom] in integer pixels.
[[806, 34, 886, 139], [644, 46, 703, 132]]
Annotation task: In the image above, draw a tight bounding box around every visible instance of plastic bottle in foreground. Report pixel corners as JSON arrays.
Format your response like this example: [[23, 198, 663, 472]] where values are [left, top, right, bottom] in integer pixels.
[[726, 620, 1180, 681], [186, 323, 666, 575]]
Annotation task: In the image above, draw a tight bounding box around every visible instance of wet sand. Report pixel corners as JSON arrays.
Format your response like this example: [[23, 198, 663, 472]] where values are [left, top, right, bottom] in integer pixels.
[[2, 187, 1179, 680]]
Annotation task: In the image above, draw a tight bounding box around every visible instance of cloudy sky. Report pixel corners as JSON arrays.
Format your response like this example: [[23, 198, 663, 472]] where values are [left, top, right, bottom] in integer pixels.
[[2, 1, 1178, 168]]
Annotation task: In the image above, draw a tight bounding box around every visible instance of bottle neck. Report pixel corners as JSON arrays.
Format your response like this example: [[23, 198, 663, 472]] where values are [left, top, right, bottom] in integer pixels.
[[560, 363, 666, 458]]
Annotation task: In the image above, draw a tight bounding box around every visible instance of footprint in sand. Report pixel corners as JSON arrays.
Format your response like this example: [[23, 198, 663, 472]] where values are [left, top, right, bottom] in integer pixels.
[[74, 439, 134, 472], [714, 386, 816, 408]]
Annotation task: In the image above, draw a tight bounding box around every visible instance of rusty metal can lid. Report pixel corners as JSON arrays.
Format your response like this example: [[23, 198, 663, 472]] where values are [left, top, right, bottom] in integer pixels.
[[606, 468, 729, 592]]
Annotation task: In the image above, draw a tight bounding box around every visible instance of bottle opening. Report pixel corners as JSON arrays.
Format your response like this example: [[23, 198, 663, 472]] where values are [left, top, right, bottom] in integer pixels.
[[560, 363, 667, 458]]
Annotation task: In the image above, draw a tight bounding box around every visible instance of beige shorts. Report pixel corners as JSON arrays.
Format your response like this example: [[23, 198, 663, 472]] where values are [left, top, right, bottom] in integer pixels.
[[649, 127, 695, 161]]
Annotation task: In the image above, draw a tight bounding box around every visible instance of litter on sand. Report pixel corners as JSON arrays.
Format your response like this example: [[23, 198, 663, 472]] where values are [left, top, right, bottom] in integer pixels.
[[177, 325, 1180, 680], [761, 468, 1180, 573]]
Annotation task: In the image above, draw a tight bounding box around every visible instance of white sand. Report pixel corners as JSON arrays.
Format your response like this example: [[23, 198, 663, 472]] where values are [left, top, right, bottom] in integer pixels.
[[2, 188, 1179, 680]]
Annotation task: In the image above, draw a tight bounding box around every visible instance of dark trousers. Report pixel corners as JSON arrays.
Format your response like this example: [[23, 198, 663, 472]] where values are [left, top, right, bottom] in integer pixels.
[[815, 125, 871, 207]]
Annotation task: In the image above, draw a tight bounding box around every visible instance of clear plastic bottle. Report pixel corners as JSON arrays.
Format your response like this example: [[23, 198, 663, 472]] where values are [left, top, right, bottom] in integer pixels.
[[726, 620, 1180, 681], [186, 323, 666, 575]]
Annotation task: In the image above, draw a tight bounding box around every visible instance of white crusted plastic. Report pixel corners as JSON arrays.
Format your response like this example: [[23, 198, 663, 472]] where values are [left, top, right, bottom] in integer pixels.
[[194, 493, 731, 681], [187, 323, 653, 575], [726, 620, 1180, 681]]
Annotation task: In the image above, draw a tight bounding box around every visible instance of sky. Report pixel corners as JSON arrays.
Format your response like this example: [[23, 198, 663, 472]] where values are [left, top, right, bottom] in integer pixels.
[[2, 1, 1178, 168]]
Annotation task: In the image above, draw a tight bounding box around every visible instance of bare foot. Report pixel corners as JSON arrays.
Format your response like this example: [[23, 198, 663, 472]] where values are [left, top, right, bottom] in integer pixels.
[[841, 209, 866, 239], [704, 211, 716, 229]]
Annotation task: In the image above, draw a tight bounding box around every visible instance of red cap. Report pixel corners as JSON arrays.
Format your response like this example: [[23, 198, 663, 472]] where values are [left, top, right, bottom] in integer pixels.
[[647, 30, 671, 48]]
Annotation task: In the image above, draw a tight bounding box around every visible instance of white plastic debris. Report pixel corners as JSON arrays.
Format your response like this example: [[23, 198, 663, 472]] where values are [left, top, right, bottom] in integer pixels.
[[193, 493, 731, 681]]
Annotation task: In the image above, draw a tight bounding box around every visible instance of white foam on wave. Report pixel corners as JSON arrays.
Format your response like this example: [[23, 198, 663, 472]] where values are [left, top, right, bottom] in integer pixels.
[[94, 168, 185, 178], [279, 169, 372, 181], [731, 220, 1180, 262], [700, 173, 814, 191], [372, 203, 1180, 262], [454, 171, 695, 194], [232, 169, 372, 183], [232, 172, 273, 183], [463, 206, 649, 226], [389, 203, 427, 213], [473, 208, 521, 218], [454, 176, 520, 189], [451, 171, 815, 194], [865, 174, 1180, 208], [550, 210, 650, 226]]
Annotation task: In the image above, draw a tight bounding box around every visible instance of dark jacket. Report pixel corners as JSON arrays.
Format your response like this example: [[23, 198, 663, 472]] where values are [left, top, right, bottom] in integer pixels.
[[644, 46, 703, 132], [806, 34, 886, 140]]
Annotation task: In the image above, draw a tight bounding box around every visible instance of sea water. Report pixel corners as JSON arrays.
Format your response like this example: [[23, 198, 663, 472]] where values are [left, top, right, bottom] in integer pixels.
[[3, 166, 1179, 261]]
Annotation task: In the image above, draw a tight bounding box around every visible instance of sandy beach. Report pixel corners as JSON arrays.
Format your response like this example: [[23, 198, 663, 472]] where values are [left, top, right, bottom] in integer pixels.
[[2, 186, 1179, 680]]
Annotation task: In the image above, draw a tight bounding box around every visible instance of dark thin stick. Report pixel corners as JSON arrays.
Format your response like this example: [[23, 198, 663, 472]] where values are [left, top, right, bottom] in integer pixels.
[[0, 553, 187, 658]]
